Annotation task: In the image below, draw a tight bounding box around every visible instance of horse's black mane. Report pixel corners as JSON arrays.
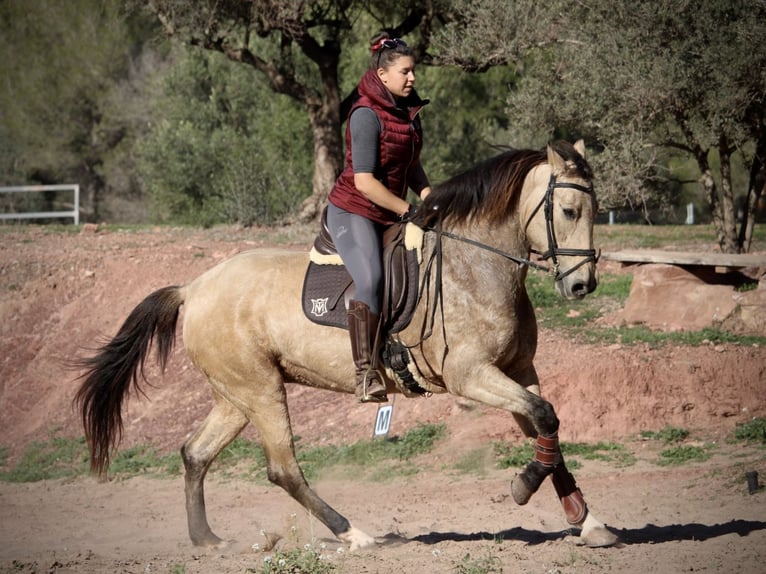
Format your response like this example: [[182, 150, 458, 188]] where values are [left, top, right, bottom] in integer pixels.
[[414, 141, 591, 227]]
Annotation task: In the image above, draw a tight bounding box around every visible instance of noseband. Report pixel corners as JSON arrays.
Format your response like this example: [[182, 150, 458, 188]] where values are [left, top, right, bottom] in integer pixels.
[[524, 174, 599, 281], [433, 174, 598, 282]]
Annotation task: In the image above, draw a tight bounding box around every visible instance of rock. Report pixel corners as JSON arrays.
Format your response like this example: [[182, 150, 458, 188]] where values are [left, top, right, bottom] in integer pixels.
[[618, 264, 739, 332]]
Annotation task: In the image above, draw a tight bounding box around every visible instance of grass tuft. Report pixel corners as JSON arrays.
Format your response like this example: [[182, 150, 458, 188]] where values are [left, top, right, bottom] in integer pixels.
[[641, 426, 690, 444], [732, 417, 766, 444]]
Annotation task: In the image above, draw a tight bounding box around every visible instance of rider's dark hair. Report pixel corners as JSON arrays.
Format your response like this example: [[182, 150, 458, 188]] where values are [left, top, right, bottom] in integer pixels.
[[369, 32, 411, 70]]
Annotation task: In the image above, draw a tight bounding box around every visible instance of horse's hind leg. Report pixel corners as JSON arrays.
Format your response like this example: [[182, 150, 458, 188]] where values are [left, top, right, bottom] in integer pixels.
[[181, 395, 248, 547], [246, 378, 376, 551]]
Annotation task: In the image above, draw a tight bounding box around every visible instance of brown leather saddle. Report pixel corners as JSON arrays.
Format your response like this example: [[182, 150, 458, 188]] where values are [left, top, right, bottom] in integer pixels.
[[301, 207, 421, 335]]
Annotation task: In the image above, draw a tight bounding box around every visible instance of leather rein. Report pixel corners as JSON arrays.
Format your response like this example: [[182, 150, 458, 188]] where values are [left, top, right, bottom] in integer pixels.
[[436, 173, 599, 281], [404, 174, 599, 375]]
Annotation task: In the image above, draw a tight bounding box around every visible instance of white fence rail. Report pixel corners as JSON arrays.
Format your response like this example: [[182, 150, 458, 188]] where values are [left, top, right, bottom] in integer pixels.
[[0, 184, 80, 225]]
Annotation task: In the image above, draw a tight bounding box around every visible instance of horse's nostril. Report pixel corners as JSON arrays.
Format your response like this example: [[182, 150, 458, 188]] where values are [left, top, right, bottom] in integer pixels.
[[572, 282, 589, 297]]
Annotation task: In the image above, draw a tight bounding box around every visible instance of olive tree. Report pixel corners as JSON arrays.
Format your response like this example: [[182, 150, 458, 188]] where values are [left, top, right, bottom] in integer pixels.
[[141, 0, 454, 222], [436, 0, 766, 253]]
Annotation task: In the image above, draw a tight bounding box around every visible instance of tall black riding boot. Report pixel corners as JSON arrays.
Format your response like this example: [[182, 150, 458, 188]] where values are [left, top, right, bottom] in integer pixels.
[[347, 300, 388, 403]]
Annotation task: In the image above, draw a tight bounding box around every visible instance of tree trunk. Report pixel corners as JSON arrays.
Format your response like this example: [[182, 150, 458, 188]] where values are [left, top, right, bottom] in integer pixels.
[[738, 131, 766, 253], [296, 58, 344, 224], [717, 135, 739, 253], [694, 150, 725, 249], [296, 112, 343, 222]]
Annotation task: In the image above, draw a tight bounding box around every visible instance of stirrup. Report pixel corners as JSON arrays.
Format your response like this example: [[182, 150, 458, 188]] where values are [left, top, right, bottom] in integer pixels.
[[356, 374, 388, 403]]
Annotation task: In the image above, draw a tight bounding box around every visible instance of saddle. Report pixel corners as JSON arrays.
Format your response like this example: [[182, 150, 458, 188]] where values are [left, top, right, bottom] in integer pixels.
[[301, 207, 428, 395], [302, 207, 422, 333]]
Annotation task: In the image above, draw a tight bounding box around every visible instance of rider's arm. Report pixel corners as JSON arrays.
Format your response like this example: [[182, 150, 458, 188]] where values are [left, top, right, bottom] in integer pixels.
[[349, 108, 411, 217]]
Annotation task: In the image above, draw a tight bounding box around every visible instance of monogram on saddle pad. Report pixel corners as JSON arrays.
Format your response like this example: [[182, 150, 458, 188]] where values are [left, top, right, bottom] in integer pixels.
[[301, 208, 427, 395]]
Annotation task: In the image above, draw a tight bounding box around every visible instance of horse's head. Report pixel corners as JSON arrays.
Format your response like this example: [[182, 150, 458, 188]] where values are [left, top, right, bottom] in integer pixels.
[[524, 140, 598, 300]]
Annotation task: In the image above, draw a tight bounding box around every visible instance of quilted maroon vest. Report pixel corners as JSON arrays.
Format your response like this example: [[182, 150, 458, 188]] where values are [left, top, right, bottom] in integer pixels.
[[329, 68, 428, 224]]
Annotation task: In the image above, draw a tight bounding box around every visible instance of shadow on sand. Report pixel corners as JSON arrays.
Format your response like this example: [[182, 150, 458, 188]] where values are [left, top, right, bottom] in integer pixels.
[[401, 519, 766, 547]]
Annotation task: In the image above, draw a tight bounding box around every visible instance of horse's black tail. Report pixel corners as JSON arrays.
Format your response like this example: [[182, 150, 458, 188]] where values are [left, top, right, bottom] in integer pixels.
[[73, 285, 183, 477]]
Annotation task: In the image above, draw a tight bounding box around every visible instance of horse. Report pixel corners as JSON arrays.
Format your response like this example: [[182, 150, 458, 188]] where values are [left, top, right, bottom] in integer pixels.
[[74, 140, 619, 551]]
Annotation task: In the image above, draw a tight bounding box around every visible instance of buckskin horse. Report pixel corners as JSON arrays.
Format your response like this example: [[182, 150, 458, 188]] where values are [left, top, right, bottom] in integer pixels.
[[75, 140, 619, 550]]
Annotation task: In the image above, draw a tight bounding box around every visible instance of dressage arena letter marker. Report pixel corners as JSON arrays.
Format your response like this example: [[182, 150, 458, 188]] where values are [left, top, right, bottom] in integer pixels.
[[373, 404, 394, 438]]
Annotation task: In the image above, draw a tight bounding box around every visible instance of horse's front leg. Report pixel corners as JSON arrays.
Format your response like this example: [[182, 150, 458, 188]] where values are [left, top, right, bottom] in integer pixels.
[[449, 363, 619, 547]]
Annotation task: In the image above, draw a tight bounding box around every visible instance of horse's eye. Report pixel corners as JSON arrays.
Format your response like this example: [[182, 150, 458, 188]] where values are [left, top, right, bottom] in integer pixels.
[[562, 208, 577, 220]]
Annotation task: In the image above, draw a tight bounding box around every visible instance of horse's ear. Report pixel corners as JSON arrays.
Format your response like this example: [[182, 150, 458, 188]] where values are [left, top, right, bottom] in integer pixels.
[[574, 139, 586, 159], [547, 143, 566, 175]]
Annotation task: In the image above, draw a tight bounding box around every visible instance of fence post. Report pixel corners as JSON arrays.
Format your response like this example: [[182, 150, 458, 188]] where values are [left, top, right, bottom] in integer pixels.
[[685, 203, 694, 225]]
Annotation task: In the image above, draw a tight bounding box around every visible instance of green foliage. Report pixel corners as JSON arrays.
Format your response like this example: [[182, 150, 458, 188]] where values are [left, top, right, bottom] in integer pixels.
[[561, 442, 636, 467], [733, 418, 766, 444], [439, 0, 765, 247], [453, 548, 504, 574], [109, 445, 182, 476], [0, 0, 160, 220], [137, 48, 312, 226], [255, 545, 335, 574], [641, 426, 690, 444], [493, 441, 533, 469], [494, 440, 635, 469], [297, 422, 446, 480], [656, 445, 713, 466], [0, 436, 89, 482], [526, 270, 631, 330], [418, 65, 519, 184]]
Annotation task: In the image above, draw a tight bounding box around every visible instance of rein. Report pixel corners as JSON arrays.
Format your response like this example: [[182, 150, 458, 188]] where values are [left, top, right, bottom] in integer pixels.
[[402, 172, 599, 381], [430, 174, 599, 281]]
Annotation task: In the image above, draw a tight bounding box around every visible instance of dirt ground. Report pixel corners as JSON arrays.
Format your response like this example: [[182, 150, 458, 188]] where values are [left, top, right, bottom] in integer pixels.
[[1, 225, 765, 573]]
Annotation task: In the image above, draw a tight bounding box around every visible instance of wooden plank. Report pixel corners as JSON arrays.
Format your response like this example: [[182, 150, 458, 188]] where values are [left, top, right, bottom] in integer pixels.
[[601, 249, 766, 268]]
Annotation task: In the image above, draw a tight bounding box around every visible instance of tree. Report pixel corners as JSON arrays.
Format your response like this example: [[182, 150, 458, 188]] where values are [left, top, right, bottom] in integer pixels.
[[435, 0, 766, 253], [140, 0, 456, 222], [136, 48, 313, 225], [0, 0, 161, 222]]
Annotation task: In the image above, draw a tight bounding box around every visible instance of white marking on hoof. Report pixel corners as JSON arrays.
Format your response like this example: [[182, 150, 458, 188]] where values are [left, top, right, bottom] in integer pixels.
[[338, 525, 376, 551], [578, 513, 620, 548]]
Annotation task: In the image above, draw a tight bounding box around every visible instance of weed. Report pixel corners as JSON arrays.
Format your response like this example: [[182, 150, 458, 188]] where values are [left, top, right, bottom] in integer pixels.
[[493, 441, 534, 469], [0, 445, 8, 468], [0, 436, 89, 482], [254, 545, 335, 574], [109, 445, 182, 476], [656, 444, 713, 466], [641, 426, 690, 444], [170, 564, 186, 574], [561, 441, 636, 467], [453, 548, 504, 574], [250, 514, 336, 574], [494, 440, 635, 470], [732, 417, 766, 444]]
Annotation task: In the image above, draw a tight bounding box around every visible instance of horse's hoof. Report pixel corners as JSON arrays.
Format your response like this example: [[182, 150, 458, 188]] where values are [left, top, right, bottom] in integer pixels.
[[510, 474, 533, 505], [580, 525, 620, 548], [339, 525, 376, 551]]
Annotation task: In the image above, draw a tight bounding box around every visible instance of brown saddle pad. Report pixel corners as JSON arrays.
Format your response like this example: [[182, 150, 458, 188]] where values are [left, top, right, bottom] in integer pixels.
[[301, 209, 421, 334]]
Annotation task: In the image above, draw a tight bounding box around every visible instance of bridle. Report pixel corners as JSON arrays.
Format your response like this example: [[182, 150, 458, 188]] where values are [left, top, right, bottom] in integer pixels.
[[409, 172, 599, 371], [434, 173, 599, 282], [524, 173, 599, 281]]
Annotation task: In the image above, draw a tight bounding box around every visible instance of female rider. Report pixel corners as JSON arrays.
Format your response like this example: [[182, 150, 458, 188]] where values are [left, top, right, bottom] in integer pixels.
[[327, 33, 432, 403]]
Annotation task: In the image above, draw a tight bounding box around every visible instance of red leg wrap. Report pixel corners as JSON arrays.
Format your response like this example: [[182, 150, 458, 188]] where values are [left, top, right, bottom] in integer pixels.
[[534, 433, 561, 467], [552, 465, 588, 525]]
